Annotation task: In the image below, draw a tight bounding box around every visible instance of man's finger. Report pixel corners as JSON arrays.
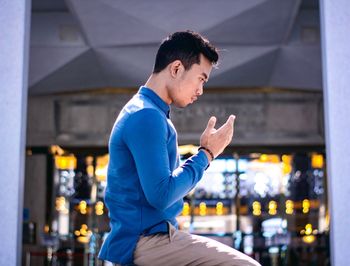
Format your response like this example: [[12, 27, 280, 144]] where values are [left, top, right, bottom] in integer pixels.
[[226, 115, 235, 126], [217, 115, 235, 133], [204, 116, 217, 133]]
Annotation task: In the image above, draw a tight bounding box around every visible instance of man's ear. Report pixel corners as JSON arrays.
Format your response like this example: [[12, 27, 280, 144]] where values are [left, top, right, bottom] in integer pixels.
[[169, 60, 183, 78]]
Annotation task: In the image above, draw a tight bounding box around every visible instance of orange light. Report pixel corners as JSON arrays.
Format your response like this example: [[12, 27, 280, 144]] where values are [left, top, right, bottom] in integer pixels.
[[50, 145, 65, 156], [55, 155, 77, 170], [44, 225, 50, 233], [312, 154, 324, 168]]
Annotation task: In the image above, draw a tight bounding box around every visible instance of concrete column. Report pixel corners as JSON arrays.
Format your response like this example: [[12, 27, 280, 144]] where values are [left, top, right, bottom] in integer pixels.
[[0, 1, 31, 265], [320, 1, 350, 265]]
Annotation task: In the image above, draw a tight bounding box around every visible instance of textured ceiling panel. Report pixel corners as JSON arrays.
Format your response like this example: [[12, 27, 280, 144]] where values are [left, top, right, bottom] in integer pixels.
[[94, 46, 157, 86], [269, 45, 322, 90], [204, 0, 300, 44], [29, 0, 322, 94], [30, 49, 108, 94], [209, 48, 279, 86], [66, 0, 167, 46], [101, 0, 266, 33], [212, 45, 278, 77], [29, 46, 89, 86], [31, 13, 86, 47]]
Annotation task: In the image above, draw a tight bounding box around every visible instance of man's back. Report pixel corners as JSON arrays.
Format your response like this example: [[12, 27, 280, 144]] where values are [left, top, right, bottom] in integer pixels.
[[99, 87, 207, 264]]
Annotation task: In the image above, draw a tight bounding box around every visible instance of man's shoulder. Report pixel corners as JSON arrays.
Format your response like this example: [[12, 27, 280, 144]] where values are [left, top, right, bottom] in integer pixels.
[[124, 94, 165, 118]]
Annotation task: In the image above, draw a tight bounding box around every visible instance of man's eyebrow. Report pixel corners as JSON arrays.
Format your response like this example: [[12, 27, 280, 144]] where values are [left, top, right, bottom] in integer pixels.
[[202, 73, 208, 80]]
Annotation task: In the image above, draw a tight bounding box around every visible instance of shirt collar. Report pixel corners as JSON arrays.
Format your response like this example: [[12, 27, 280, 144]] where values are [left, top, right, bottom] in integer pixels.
[[138, 86, 171, 118]]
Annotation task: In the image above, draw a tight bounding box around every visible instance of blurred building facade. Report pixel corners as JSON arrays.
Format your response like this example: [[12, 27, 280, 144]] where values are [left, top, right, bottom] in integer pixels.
[[1, 0, 350, 265]]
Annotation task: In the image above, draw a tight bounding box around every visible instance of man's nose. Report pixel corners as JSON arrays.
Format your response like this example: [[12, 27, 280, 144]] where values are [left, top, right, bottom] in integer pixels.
[[197, 85, 203, 96]]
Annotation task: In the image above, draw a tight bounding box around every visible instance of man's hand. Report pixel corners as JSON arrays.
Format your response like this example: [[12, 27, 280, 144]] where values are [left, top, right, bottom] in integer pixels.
[[200, 115, 236, 160]]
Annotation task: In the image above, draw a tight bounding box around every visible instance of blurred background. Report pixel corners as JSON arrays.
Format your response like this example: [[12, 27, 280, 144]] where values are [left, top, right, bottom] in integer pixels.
[[2, 0, 337, 265]]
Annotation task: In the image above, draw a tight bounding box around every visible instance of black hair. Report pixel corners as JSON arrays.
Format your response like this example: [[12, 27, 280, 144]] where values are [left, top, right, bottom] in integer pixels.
[[153, 30, 219, 73]]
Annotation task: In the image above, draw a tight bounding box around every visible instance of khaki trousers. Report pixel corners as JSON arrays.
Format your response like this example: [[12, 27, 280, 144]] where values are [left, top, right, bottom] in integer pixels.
[[127, 223, 261, 266]]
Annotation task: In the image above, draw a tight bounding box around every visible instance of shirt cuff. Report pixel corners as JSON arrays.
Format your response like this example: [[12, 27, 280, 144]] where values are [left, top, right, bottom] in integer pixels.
[[196, 149, 211, 170]]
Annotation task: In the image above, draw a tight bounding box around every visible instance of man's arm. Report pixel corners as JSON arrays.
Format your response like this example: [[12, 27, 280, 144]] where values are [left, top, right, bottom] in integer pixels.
[[123, 109, 208, 210]]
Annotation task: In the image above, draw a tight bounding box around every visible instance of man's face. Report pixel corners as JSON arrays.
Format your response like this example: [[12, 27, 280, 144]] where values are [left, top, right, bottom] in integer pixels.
[[170, 54, 213, 108]]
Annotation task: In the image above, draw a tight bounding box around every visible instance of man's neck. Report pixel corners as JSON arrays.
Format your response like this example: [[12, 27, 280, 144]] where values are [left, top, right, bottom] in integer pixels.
[[144, 73, 172, 105]]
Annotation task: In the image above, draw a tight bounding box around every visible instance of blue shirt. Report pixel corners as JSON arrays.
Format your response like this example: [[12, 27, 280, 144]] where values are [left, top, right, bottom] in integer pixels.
[[98, 86, 209, 264]]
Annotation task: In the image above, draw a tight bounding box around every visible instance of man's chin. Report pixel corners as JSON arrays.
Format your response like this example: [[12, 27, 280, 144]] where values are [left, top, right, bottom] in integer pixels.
[[174, 102, 190, 108]]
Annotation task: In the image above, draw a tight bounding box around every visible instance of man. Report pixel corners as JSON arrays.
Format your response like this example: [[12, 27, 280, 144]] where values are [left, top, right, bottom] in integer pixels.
[[98, 31, 260, 266]]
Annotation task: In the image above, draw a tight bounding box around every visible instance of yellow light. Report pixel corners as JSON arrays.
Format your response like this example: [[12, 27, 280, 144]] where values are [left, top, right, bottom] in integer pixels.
[[282, 155, 292, 164], [216, 202, 224, 215], [55, 155, 77, 170], [95, 154, 109, 182], [76, 224, 92, 243], [77, 236, 89, 244], [199, 202, 207, 216], [78, 201, 87, 215], [285, 200, 294, 214], [182, 202, 190, 216], [95, 201, 104, 216], [252, 201, 261, 216], [178, 145, 199, 155], [260, 154, 268, 162], [283, 164, 292, 175], [259, 154, 280, 163], [305, 223, 313, 235], [325, 212, 330, 231], [55, 197, 69, 214], [302, 199, 310, 214], [302, 235, 315, 244], [268, 201, 277, 215], [50, 145, 65, 156], [311, 153, 324, 168], [86, 165, 94, 177], [282, 155, 292, 175]]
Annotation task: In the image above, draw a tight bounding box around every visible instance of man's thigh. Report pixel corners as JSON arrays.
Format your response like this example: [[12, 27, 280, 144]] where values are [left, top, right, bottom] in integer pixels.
[[133, 226, 261, 266]]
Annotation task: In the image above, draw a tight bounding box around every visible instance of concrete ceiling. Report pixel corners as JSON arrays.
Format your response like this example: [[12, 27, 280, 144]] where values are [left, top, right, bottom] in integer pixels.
[[29, 0, 321, 95]]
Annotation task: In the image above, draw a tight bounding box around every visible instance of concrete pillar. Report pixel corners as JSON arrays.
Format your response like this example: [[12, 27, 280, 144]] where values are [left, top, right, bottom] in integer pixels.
[[320, 1, 350, 265], [0, 1, 31, 265]]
